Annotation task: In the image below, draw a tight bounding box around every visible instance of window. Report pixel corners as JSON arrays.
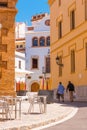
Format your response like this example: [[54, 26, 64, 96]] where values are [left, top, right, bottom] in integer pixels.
[[32, 37, 38, 46], [32, 58, 38, 69], [59, 0, 61, 6], [85, 0, 87, 20], [46, 36, 50, 46], [37, 15, 40, 18], [59, 56, 62, 76], [0, 2, 7, 7], [71, 50, 75, 73], [45, 19, 50, 26], [46, 57, 50, 73], [19, 61, 21, 69], [20, 45, 23, 48], [58, 21, 62, 39], [70, 10, 75, 30], [39, 37, 45, 46], [85, 43, 87, 68], [16, 45, 19, 48]]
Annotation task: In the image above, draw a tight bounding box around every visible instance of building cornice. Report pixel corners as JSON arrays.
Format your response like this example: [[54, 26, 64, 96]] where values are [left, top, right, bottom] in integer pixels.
[[48, 0, 56, 6]]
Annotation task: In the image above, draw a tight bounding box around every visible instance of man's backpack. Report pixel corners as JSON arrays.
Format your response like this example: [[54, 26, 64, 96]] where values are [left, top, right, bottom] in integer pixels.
[[68, 83, 74, 91]]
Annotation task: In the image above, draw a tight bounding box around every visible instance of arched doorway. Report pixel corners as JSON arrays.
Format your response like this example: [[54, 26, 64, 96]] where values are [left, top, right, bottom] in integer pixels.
[[31, 82, 40, 92]]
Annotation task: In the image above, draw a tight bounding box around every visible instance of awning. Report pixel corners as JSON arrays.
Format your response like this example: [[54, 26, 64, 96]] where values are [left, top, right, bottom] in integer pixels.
[[15, 68, 34, 78], [15, 68, 34, 74]]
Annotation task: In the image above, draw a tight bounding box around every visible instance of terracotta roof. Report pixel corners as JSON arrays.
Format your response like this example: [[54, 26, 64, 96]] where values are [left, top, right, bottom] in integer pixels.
[[27, 27, 34, 31], [16, 38, 25, 41], [31, 13, 45, 21]]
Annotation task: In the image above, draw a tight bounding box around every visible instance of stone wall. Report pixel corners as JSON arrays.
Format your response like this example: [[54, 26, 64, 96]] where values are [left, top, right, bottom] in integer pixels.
[[38, 90, 54, 103], [0, 0, 18, 96]]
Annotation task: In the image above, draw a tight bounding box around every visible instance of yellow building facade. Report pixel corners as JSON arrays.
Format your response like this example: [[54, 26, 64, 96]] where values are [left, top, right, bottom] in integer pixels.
[[0, 0, 18, 96], [48, 0, 87, 100]]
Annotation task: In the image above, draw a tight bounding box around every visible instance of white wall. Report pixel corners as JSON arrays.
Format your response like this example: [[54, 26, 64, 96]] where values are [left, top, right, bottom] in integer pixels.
[[15, 51, 25, 84], [25, 13, 50, 91], [15, 51, 25, 69], [15, 22, 26, 39]]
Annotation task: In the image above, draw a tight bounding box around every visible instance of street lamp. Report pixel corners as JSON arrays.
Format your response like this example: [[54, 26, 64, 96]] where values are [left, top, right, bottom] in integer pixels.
[[42, 66, 46, 79], [56, 54, 64, 67], [42, 66, 49, 90]]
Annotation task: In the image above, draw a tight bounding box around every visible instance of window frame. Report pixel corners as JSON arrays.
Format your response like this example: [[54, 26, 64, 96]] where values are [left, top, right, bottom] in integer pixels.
[[70, 10, 75, 30], [58, 21, 62, 39], [46, 36, 50, 46], [32, 58, 38, 69], [85, 0, 87, 20], [71, 50, 75, 73], [32, 37, 38, 47], [59, 0, 61, 6], [39, 37, 45, 46], [19, 60, 21, 69]]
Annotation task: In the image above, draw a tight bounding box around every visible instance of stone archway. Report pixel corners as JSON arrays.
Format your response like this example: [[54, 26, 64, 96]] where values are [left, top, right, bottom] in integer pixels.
[[31, 82, 40, 92]]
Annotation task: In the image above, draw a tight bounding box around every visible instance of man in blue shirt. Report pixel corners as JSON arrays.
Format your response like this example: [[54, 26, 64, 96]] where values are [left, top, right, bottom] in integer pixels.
[[57, 82, 65, 102]]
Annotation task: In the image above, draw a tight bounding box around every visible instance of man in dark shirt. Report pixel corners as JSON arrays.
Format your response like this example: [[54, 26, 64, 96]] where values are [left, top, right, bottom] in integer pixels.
[[66, 81, 75, 102]]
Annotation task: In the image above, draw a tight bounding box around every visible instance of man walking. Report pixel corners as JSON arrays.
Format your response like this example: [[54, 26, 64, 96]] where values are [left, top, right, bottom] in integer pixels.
[[57, 82, 65, 102], [66, 81, 75, 102]]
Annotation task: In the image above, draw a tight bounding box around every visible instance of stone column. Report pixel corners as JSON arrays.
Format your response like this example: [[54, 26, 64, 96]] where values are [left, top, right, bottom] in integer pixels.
[[0, 0, 18, 96]]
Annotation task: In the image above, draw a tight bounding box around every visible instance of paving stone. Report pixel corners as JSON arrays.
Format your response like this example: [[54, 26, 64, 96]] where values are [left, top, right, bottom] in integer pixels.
[[0, 101, 77, 130]]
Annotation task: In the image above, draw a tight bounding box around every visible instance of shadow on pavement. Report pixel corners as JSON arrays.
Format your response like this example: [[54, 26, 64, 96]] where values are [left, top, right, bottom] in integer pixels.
[[53, 100, 87, 108]]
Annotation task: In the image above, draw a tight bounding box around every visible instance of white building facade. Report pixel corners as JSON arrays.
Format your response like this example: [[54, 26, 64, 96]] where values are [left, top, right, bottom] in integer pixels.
[[25, 13, 51, 92], [15, 22, 26, 39], [15, 22, 26, 53], [15, 51, 26, 91]]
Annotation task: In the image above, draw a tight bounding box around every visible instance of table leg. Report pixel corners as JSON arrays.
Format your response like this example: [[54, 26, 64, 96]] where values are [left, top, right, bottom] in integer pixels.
[[44, 97, 47, 113], [15, 99, 17, 119], [19, 100, 21, 119]]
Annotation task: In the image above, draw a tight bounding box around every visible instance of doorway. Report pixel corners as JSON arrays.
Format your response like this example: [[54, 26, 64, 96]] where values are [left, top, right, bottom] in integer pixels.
[[31, 82, 40, 92]]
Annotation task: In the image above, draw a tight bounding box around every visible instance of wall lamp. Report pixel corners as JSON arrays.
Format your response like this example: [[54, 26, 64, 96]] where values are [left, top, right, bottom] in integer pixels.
[[56, 55, 64, 67]]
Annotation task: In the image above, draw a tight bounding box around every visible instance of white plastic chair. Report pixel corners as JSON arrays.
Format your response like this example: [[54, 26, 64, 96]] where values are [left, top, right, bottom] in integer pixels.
[[0, 99, 11, 120], [27, 92, 43, 113]]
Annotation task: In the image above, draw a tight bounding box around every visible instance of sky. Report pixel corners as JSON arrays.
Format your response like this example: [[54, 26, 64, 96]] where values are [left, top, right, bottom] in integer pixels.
[[16, 0, 50, 25]]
